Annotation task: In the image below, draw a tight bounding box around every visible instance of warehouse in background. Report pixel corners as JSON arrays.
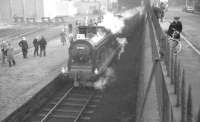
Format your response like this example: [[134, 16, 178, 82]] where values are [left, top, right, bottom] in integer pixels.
[[0, 0, 118, 22]]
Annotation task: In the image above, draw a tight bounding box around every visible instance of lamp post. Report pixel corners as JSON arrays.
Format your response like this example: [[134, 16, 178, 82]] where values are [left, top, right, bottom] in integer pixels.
[[186, 0, 188, 8], [9, 0, 13, 18]]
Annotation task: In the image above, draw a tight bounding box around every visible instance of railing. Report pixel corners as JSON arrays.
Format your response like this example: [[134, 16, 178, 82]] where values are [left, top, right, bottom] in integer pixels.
[[136, 1, 195, 121], [137, 2, 183, 121], [147, 11, 173, 122]]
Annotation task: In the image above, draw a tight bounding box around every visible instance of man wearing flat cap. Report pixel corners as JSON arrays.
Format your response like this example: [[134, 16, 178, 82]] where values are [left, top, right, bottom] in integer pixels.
[[167, 16, 183, 39]]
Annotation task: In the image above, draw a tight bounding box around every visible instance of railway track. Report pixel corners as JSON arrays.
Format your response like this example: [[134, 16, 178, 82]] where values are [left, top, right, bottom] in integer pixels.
[[0, 27, 45, 41], [30, 87, 102, 122]]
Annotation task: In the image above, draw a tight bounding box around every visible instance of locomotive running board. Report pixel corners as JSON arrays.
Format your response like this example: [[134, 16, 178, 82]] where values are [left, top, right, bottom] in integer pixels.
[[70, 65, 92, 72]]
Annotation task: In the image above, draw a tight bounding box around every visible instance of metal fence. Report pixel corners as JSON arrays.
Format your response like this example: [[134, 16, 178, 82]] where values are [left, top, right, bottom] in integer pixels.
[[137, 2, 185, 121], [148, 10, 173, 122], [138, 2, 192, 121]]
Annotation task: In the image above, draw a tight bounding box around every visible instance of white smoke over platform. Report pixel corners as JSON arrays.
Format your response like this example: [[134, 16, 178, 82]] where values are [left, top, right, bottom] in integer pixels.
[[121, 7, 144, 20], [43, 0, 78, 18], [98, 12, 125, 34], [67, 1, 78, 17], [98, 7, 144, 34]]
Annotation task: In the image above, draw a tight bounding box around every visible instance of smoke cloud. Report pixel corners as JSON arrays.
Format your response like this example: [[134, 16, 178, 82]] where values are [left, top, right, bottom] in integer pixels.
[[94, 68, 115, 90], [98, 12, 125, 34], [67, 1, 78, 17], [98, 6, 144, 34], [93, 7, 144, 89]]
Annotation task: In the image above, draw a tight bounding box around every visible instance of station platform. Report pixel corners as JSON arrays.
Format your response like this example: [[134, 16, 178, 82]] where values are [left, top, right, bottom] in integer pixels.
[[0, 37, 69, 121], [160, 7, 200, 117]]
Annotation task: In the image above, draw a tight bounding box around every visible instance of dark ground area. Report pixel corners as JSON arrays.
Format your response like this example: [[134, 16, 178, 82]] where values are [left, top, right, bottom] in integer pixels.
[[91, 13, 145, 122]]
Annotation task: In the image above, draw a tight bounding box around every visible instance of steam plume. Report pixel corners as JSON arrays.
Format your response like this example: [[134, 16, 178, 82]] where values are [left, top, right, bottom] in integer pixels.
[[67, 1, 78, 17], [94, 68, 115, 90], [98, 6, 144, 34]]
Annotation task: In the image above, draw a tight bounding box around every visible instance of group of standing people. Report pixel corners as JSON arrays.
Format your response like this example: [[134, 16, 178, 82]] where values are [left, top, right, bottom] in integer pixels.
[[32, 36, 47, 57], [1, 36, 47, 67], [18, 36, 47, 58]]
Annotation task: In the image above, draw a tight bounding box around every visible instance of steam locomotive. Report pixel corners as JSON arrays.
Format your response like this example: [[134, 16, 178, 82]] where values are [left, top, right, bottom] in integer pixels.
[[65, 25, 121, 87]]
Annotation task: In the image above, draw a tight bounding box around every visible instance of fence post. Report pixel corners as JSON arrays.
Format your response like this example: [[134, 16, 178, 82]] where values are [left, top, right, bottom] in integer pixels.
[[181, 69, 186, 122], [187, 84, 193, 122], [174, 55, 178, 94], [166, 39, 170, 76], [176, 61, 181, 107], [170, 49, 174, 84], [197, 106, 200, 122]]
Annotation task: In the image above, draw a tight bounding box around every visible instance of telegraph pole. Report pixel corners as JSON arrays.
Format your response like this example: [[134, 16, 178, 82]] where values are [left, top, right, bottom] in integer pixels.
[[186, 0, 188, 8], [22, 0, 25, 17], [34, 0, 37, 18], [9, 0, 13, 18]]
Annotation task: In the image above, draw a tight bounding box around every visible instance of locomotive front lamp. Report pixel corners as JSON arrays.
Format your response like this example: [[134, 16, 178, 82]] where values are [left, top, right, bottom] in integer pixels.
[[61, 67, 66, 74], [94, 68, 99, 75]]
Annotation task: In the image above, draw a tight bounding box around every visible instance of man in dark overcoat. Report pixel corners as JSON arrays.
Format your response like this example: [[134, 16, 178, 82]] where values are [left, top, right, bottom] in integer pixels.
[[18, 37, 28, 58], [39, 36, 47, 57], [167, 17, 183, 39], [33, 36, 39, 56]]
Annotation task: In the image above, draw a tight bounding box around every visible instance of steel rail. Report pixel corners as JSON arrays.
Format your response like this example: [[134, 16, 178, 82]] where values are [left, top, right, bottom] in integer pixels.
[[40, 87, 74, 122], [74, 93, 94, 122]]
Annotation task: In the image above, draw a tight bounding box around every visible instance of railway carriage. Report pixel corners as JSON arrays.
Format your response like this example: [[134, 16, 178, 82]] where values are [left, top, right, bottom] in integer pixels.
[[66, 25, 120, 87]]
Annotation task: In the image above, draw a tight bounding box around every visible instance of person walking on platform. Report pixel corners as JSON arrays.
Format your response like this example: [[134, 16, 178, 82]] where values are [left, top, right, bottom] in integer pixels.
[[1, 40, 8, 64], [167, 17, 182, 39], [160, 2, 166, 22], [60, 29, 66, 46], [7, 42, 16, 67], [39, 36, 47, 57], [33, 36, 39, 56], [19, 37, 28, 58]]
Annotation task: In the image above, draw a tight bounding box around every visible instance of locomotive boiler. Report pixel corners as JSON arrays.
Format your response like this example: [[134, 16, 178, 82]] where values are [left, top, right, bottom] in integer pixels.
[[66, 25, 121, 87]]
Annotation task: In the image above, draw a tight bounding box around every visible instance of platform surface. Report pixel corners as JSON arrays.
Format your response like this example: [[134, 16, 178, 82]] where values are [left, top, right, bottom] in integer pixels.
[[0, 37, 69, 120], [161, 7, 200, 117]]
